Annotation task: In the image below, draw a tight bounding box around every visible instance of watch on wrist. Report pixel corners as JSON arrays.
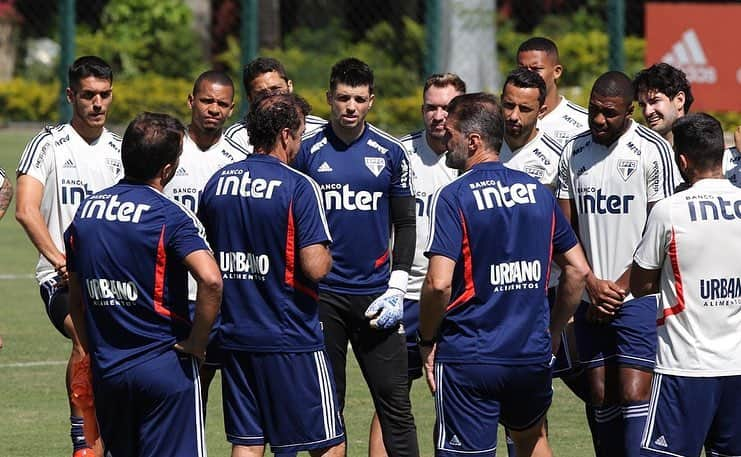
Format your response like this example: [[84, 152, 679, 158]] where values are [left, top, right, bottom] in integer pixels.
[[416, 330, 436, 348]]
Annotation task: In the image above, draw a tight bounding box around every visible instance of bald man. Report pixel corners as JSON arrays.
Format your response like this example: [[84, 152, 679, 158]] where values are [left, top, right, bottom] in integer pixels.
[[556, 71, 681, 457]]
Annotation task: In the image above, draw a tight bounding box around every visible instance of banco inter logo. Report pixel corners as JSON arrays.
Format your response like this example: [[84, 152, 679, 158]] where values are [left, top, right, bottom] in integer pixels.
[[469, 180, 538, 210], [661, 29, 717, 84], [214, 170, 282, 199], [320, 183, 382, 211], [577, 188, 634, 214]]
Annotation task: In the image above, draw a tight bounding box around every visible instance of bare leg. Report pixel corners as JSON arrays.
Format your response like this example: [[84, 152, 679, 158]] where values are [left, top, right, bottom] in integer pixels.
[[509, 417, 552, 457]]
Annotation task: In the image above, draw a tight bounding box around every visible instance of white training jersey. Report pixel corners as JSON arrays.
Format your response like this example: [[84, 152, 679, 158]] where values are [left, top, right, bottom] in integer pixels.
[[634, 179, 741, 377], [0, 167, 6, 188], [164, 132, 248, 300], [538, 96, 589, 147], [16, 124, 123, 284], [400, 130, 457, 300], [501, 129, 563, 190], [722, 146, 741, 186], [556, 120, 681, 295], [224, 114, 327, 153]]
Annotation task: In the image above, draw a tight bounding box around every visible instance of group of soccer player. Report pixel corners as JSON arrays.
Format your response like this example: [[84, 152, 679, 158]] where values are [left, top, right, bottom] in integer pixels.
[[11, 33, 741, 457]]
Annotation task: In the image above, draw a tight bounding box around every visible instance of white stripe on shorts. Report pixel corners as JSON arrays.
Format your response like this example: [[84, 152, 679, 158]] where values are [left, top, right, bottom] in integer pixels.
[[191, 357, 207, 457]]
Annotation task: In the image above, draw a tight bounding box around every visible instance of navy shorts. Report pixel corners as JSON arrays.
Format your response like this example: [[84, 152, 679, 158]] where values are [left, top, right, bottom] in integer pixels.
[[548, 287, 581, 378], [39, 277, 70, 338], [433, 361, 553, 457], [222, 350, 345, 453], [188, 300, 222, 367], [93, 350, 206, 457], [575, 295, 658, 370], [640, 373, 741, 457], [403, 299, 422, 380]]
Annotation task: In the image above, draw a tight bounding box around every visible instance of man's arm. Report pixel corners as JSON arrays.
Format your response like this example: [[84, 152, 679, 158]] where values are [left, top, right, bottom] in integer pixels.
[[390, 195, 416, 273], [419, 255, 455, 393], [0, 175, 12, 220], [734, 125, 740, 151], [551, 245, 590, 353], [16, 175, 68, 280], [300, 243, 332, 283], [67, 272, 89, 353], [629, 263, 660, 298], [175, 250, 222, 360]]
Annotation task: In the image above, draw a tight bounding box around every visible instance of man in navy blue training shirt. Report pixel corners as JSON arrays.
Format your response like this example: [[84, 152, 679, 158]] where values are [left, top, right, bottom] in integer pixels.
[[65, 112, 222, 457], [418, 93, 592, 457], [199, 93, 345, 457], [294, 58, 418, 457]]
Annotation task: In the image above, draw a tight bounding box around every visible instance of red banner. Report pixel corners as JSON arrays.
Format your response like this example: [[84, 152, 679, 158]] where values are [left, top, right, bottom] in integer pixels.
[[646, 3, 741, 112]]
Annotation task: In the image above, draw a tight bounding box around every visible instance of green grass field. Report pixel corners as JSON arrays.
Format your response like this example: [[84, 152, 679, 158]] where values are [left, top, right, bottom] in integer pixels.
[[0, 128, 593, 456]]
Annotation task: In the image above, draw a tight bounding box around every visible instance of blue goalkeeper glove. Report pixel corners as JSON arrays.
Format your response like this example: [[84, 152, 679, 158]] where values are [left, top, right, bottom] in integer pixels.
[[364, 271, 408, 329]]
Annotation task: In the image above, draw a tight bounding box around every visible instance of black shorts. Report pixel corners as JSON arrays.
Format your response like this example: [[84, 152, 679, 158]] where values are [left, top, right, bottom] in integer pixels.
[[39, 278, 70, 338]]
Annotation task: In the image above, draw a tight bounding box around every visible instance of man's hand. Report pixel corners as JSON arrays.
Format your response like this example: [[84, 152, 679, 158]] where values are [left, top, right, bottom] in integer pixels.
[[365, 287, 404, 329], [586, 275, 625, 311], [365, 270, 408, 329], [174, 338, 207, 362], [421, 344, 436, 394]]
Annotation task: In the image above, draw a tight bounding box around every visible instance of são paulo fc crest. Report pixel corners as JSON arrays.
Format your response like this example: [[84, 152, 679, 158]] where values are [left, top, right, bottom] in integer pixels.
[[364, 157, 385, 177], [105, 158, 122, 177], [617, 159, 638, 181]]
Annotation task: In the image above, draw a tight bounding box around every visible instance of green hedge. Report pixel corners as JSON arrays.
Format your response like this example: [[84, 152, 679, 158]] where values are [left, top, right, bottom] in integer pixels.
[[0, 76, 737, 139]]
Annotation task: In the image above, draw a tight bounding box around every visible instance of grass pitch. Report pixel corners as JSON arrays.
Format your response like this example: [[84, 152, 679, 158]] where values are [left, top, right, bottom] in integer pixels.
[[0, 128, 592, 456]]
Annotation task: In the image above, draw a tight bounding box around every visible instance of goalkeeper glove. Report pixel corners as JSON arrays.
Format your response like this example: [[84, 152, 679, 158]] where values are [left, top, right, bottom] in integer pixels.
[[365, 270, 408, 329]]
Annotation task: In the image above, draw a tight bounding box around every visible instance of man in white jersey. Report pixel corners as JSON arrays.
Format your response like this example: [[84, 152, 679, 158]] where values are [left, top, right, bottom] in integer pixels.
[[632, 63, 694, 147], [225, 57, 326, 152], [517, 37, 588, 147], [557, 71, 679, 457], [500, 67, 561, 190], [632, 113, 741, 457], [368, 72, 465, 457], [163, 70, 247, 405], [15, 56, 122, 457]]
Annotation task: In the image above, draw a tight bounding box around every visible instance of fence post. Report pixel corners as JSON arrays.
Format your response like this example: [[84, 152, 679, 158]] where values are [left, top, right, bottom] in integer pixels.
[[607, 0, 625, 72], [240, 0, 259, 118], [425, 0, 441, 77], [58, 0, 75, 122]]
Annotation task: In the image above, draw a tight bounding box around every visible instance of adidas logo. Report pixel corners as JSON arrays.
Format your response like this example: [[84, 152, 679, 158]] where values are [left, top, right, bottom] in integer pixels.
[[63, 158, 75, 168], [449, 435, 461, 447], [654, 435, 668, 447], [176, 167, 188, 176], [317, 161, 333, 173], [661, 29, 717, 84]]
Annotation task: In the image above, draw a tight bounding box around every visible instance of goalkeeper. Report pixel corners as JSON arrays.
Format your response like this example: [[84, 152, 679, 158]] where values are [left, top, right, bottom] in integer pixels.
[[293, 57, 419, 457]]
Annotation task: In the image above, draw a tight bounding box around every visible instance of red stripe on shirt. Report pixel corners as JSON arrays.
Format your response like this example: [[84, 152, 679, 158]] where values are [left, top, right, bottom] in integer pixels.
[[447, 210, 475, 311], [152, 225, 187, 323], [284, 201, 318, 300], [375, 249, 390, 269], [657, 227, 684, 326], [545, 212, 555, 295], [285, 201, 296, 287]]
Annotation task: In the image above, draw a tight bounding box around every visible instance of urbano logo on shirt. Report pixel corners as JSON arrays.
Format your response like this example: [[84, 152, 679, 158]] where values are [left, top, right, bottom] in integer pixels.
[[86, 278, 138, 306], [219, 251, 270, 281], [699, 276, 741, 306], [320, 183, 382, 211], [469, 180, 537, 210], [490, 260, 542, 292]]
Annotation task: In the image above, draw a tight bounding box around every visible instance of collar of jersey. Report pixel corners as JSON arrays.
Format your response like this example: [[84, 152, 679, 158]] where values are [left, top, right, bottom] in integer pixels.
[[326, 122, 369, 150]]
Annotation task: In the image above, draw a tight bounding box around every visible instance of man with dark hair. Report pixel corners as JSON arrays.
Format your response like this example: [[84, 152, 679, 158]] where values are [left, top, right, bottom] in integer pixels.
[[16, 55, 122, 457], [366, 72, 466, 457], [163, 70, 247, 405], [557, 71, 681, 457], [633, 63, 694, 145], [294, 57, 419, 457], [199, 92, 345, 457], [419, 92, 591, 457], [225, 56, 326, 152], [65, 112, 222, 457], [631, 113, 741, 457], [517, 37, 588, 147], [500, 67, 561, 190]]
